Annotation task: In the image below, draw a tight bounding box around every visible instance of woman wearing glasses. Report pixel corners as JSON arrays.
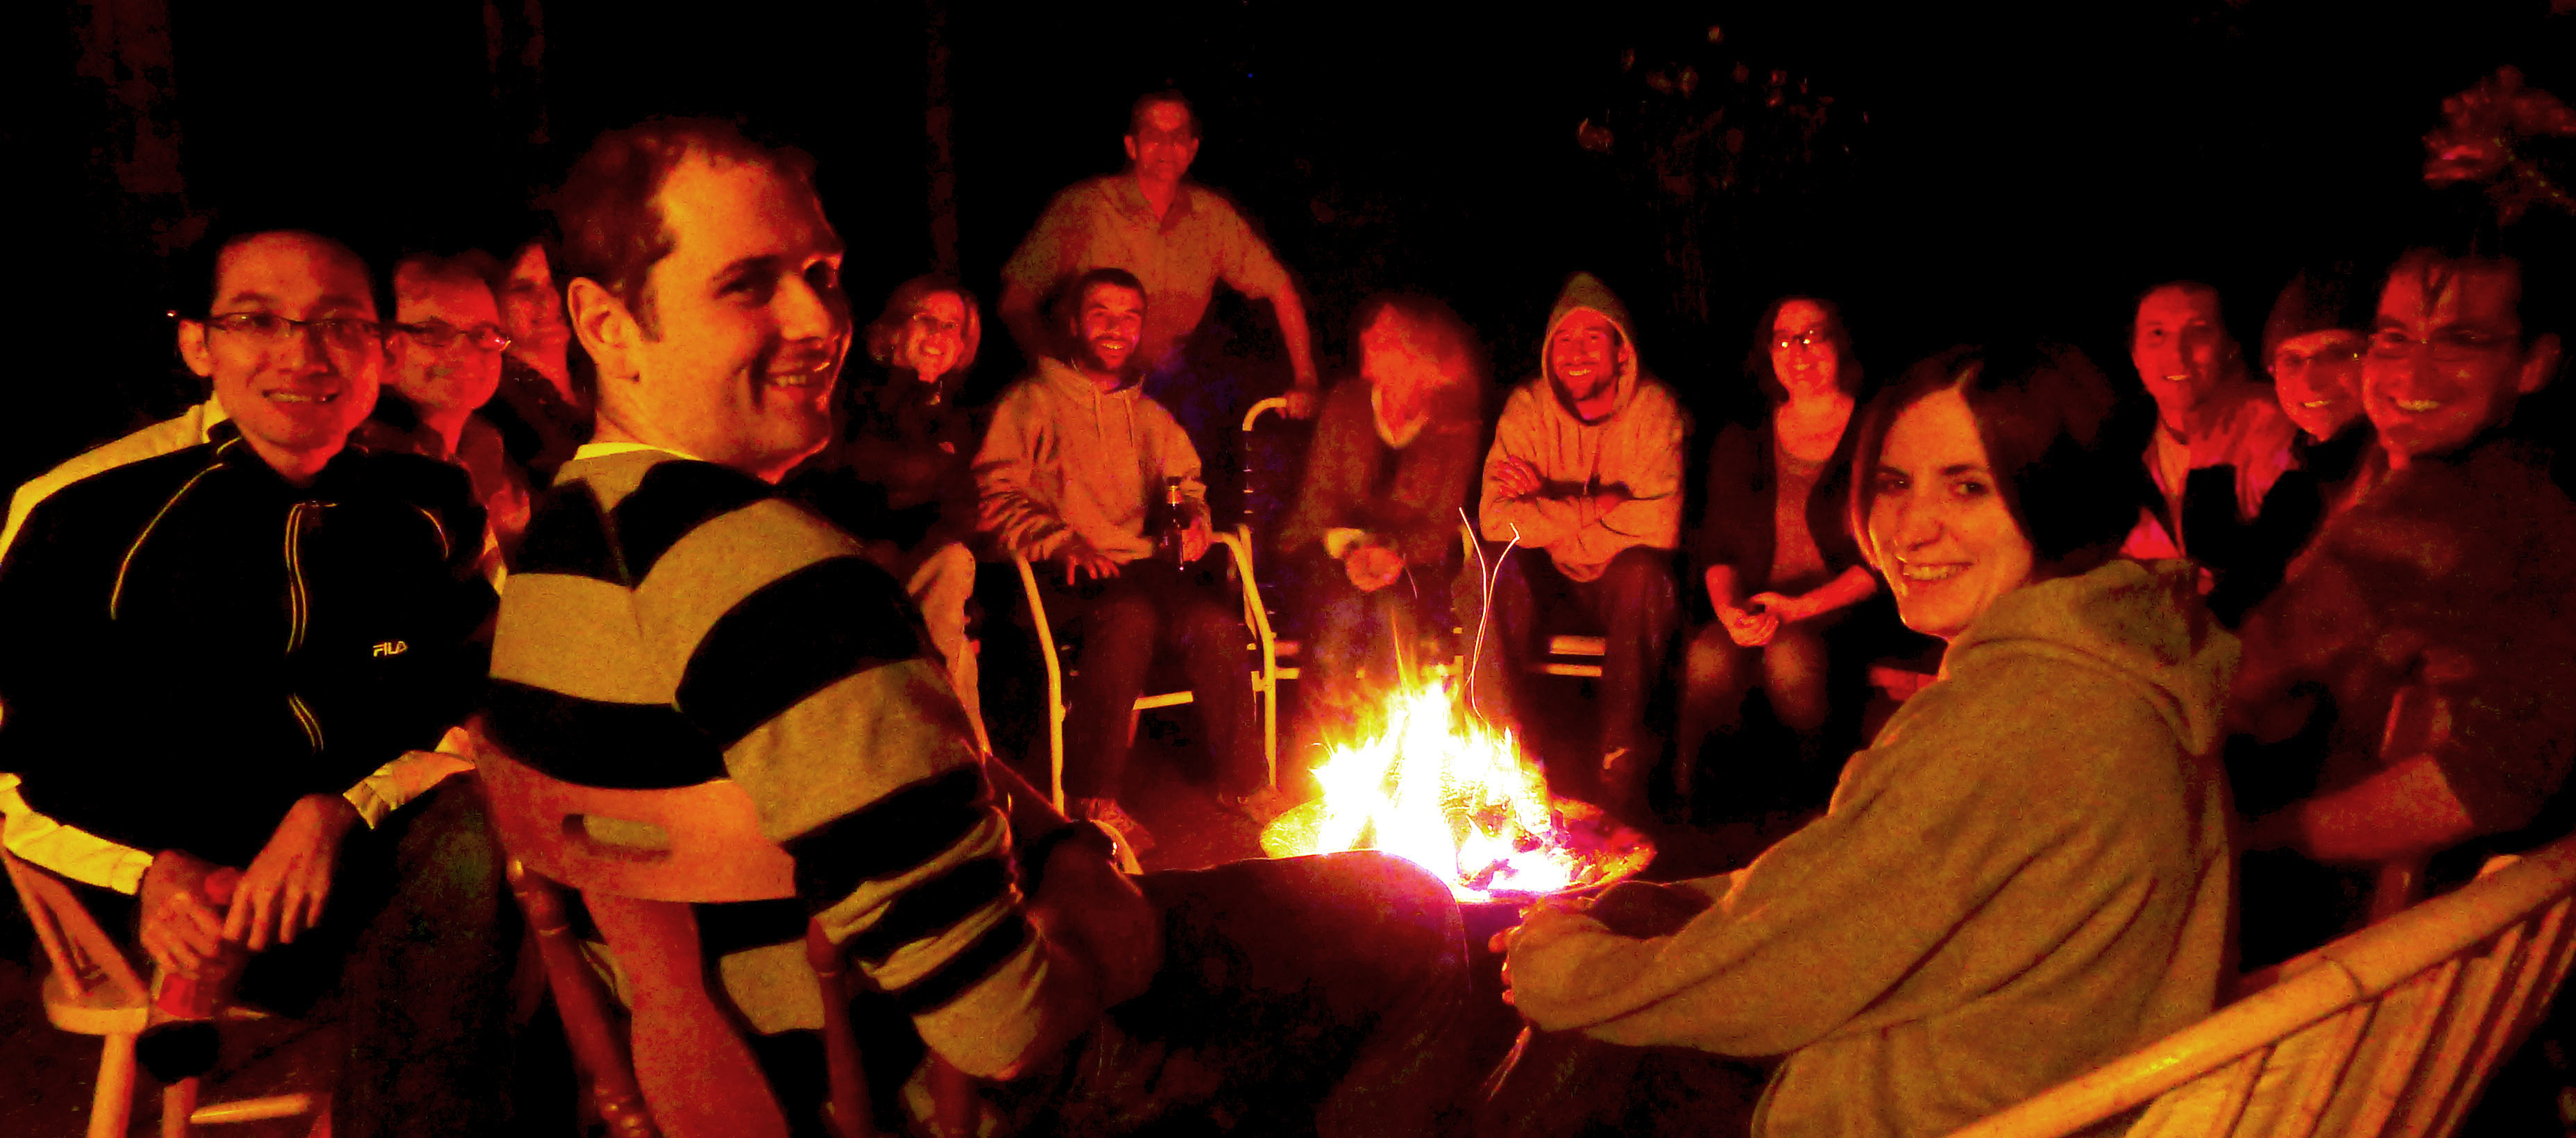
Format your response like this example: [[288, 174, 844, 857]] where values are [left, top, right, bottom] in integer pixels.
[[1675, 296, 1892, 815], [786, 275, 991, 751]]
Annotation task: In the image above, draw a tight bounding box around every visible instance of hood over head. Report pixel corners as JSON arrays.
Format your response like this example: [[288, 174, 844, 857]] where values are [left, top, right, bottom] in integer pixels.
[[1540, 272, 1645, 418]]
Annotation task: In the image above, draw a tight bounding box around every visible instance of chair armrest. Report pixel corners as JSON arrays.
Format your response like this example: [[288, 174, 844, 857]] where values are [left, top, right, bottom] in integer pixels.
[[1242, 397, 1289, 435]]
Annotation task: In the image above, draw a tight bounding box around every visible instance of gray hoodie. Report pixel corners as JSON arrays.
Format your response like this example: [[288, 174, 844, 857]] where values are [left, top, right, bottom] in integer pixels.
[[1507, 559, 2238, 1138], [974, 356, 1206, 563], [1479, 273, 1688, 581]]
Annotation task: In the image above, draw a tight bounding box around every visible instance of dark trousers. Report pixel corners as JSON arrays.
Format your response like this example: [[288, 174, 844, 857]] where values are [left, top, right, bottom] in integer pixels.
[[1468, 546, 1679, 757], [997, 851, 1483, 1137], [85, 780, 516, 1138], [1473, 1030, 1765, 1138], [1042, 557, 1259, 801]]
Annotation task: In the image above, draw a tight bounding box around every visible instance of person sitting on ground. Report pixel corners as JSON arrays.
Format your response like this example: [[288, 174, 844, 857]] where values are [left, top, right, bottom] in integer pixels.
[[1276, 291, 1486, 734], [1677, 296, 1886, 808], [1481, 341, 2235, 1138], [2119, 280, 2303, 619], [977, 266, 1272, 840], [2230, 244, 2576, 967], [788, 275, 990, 751], [0, 225, 511, 1138], [483, 234, 592, 482], [355, 250, 534, 561], [1471, 272, 1686, 815], [495, 117, 1480, 1137]]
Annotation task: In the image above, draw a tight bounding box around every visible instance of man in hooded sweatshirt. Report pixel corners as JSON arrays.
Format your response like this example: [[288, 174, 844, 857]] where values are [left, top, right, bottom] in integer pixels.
[[976, 266, 1262, 844], [1471, 273, 1687, 799]]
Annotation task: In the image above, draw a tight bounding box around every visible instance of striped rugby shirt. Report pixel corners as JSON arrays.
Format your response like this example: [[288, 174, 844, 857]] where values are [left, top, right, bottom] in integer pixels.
[[486, 445, 1051, 1076]]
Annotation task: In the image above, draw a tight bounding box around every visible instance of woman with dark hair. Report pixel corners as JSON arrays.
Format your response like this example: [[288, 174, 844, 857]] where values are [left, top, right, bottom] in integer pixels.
[[1677, 296, 1883, 804], [1482, 343, 2235, 1138], [482, 236, 593, 482], [789, 275, 989, 749]]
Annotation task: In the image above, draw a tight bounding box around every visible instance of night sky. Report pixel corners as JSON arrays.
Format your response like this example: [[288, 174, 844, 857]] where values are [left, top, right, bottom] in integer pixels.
[[6, 0, 2572, 491]]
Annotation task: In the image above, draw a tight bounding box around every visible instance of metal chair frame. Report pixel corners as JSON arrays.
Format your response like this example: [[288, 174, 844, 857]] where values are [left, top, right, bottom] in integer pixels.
[[1012, 528, 1276, 813]]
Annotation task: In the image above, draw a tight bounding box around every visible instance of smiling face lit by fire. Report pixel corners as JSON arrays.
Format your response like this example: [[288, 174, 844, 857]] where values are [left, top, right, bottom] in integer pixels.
[[1864, 385, 2037, 642], [178, 232, 383, 480], [573, 153, 851, 484]]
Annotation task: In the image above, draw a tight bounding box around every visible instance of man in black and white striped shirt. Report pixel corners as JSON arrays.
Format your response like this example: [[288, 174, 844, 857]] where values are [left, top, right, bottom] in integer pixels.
[[494, 117, 1482, 1133]]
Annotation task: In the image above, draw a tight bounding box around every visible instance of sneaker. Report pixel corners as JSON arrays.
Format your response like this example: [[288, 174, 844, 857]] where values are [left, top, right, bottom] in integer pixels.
[[1075, 797, 1157, 853]]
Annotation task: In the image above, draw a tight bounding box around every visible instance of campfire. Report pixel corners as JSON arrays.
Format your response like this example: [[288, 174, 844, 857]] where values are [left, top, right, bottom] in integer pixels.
[[1259, 680, 1653, 903]]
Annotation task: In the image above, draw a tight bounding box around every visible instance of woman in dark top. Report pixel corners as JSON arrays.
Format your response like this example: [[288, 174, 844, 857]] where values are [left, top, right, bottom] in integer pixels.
[[1677, 297, 1882, 801]]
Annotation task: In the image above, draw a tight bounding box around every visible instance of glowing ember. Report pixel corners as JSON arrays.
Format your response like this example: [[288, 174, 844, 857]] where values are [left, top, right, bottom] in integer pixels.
[[1260, 680, 1652, 903]]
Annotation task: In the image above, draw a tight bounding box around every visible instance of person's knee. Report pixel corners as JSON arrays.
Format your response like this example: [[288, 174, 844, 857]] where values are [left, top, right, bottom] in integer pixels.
[[1601, 548, 1677, 611], [1685, 625, 1752, 692], [1331, 851, 1469, 963]]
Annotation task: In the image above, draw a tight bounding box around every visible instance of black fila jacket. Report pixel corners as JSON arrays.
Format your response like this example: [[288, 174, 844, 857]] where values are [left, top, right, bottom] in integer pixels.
[[0, 418, 495, 874]]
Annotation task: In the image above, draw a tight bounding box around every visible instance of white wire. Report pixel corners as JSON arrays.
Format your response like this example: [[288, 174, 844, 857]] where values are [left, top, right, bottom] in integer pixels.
[[1460, 508, 1518, 723]]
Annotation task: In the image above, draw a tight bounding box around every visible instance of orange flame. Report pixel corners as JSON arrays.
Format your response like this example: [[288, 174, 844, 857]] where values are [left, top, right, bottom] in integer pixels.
[[1291, 680, 1600, 902]]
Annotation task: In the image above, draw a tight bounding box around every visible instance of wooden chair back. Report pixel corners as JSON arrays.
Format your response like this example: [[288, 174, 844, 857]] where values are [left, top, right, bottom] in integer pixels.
[[4, 847, 324, 1137], [1944, 831, 2576, 1138], [3, 845, 151, 1029], [471, 733, 875, 1138]]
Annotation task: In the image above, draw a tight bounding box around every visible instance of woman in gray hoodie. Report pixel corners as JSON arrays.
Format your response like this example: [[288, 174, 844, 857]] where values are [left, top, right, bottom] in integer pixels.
[[1482, 343, 2237, 1138]]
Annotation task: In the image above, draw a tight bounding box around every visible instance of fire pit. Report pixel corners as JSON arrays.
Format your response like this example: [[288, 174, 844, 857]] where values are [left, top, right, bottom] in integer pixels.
[[1258, 681, 1654, 904]]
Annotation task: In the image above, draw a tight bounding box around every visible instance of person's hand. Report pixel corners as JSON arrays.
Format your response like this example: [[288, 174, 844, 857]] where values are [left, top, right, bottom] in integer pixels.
[[224, 794, 362, 952], [1284, 384, 1321, 421], [1493, 457, 1543, 500], [1025, 836, 1162, 1010], [1344, 545, 1405, 593], [1747, 591, 1815, 626], [1587, 486, 1632, 518], [1061, 539, 1123, 586], [1718, 602, 1780, 648], [1180, 514, 1213, 564], [2240, 805, 2306, 854], [139, 849, 232, 978], [1489, 895, 1593, 1007]]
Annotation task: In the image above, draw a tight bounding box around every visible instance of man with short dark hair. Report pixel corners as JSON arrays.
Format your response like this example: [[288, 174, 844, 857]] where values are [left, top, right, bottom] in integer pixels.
[[0, 227, 510, 1137], [356, 251, 534, 559], [2230, 246, 2576, 965], [976, 265, 1271, 838], [502, 117, 1478, 1137]]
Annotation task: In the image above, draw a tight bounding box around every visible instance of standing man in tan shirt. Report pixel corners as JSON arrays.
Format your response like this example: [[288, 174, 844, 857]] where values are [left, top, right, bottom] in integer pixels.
[[1001, 90, 1323, 532]]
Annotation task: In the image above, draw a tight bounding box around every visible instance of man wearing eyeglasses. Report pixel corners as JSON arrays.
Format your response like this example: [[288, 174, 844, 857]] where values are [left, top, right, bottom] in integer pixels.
[[0, 227, 511, 1136], [356, 250, 534, 559], [2228, 245, 2576, 967]]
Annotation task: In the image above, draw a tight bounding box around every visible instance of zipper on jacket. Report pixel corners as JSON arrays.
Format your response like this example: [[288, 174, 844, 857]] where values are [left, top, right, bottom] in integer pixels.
[[284, 501, 318, 652], [286, 692, 325, 756]]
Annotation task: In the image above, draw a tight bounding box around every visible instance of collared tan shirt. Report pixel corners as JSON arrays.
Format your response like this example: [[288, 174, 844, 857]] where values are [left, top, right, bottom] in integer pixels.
[[1001, 174, 1296, 372]]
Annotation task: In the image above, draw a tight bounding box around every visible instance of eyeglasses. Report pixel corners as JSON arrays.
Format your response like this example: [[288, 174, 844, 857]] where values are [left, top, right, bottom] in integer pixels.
[[2367, 328, 2518, 364], [396, 321, 513, 353], [197, 311, 384, 353], [1772, 331, 1831, 351]]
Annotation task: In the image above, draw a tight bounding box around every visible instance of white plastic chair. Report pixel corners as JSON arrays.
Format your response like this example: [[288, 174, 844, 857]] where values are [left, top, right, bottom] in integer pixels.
[[1012, 529, 1276, 815], [1942, 831, 2576, 1138]]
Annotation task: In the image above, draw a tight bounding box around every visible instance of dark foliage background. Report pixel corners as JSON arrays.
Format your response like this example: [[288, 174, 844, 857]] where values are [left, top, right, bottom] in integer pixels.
[[5, 0, 2573, 493]]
